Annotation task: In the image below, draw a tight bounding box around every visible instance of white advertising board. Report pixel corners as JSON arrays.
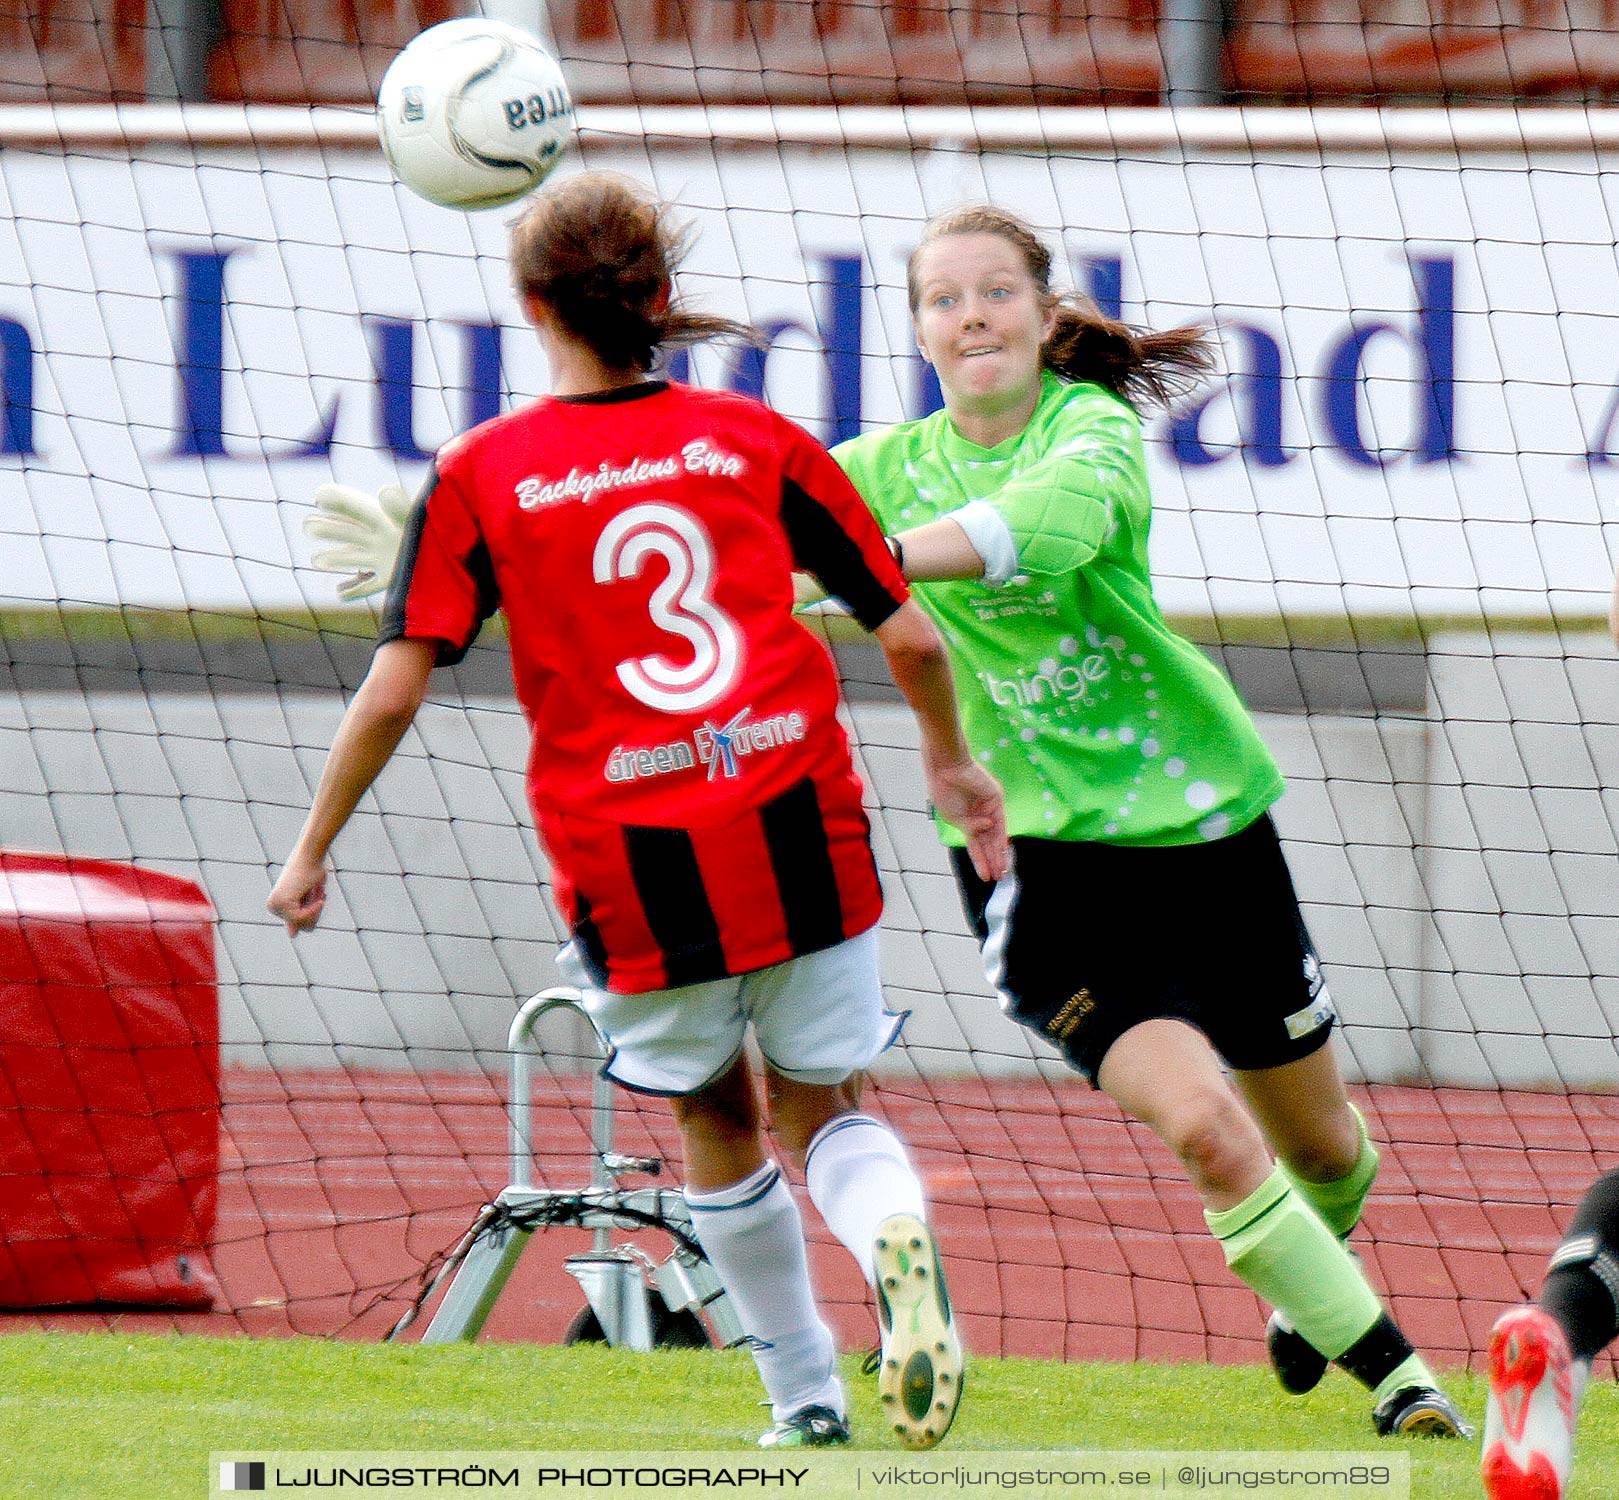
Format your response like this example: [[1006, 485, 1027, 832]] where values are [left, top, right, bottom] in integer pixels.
[[1, 134, 1616, 622]]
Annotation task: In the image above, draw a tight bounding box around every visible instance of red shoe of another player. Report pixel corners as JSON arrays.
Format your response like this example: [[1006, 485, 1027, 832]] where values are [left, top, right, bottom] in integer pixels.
[[1482, 1306, 1577, 1500]]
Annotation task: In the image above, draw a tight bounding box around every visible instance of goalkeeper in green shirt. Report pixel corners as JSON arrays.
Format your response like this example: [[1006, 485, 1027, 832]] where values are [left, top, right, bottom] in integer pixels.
[[831, 204, 1468, 1440]]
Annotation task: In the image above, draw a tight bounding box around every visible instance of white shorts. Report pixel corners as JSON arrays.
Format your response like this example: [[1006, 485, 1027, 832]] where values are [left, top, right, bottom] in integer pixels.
[[556, 927, 906, 1096]]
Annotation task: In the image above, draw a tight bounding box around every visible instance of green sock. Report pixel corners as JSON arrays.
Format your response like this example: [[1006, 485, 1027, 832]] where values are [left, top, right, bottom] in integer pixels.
[[1282, 1103, 1379, 1239], [1372, 1354, 1437, 1407], [1206, 1165, 1385, 1361]]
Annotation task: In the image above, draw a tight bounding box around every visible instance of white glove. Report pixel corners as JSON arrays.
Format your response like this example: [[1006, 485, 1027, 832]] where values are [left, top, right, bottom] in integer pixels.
[[792, 571, 830, 609], [304, 483, 412, 601]]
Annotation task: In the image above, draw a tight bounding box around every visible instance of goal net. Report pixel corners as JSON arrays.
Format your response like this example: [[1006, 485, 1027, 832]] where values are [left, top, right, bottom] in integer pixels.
[[2, 3, 1617, 1372]]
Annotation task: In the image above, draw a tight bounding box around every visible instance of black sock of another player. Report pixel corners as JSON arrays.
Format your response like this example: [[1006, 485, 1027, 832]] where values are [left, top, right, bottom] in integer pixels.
[[1332, 1312, 1416, 1391], [1540, 1167, 1619, 1362]]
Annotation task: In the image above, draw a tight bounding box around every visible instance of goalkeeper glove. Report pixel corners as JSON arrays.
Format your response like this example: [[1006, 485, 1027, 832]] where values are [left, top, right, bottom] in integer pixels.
[[304, 483, 412, 601], [792, 571, 830, 608]]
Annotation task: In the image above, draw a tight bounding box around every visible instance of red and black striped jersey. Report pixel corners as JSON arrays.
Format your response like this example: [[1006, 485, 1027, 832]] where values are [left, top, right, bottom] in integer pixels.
[[380, 380, 906, 994]]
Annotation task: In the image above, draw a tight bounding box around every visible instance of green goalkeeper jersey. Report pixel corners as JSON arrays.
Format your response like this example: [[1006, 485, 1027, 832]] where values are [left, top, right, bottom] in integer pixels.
[[833, 372, 1284, 847]]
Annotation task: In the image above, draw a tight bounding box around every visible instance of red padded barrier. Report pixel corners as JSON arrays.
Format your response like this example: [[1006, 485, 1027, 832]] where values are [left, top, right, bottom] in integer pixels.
[[0, 853, 219, 1307]]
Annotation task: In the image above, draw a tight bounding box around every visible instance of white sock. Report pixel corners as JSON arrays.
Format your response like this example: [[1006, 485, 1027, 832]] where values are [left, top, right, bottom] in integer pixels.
[[684, 1161, 842, 1422], [804, 1113, 927, 1285]]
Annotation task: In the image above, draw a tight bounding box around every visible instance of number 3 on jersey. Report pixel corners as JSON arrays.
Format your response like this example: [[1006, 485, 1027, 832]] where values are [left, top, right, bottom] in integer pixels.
[[592, 503, 743, 714]]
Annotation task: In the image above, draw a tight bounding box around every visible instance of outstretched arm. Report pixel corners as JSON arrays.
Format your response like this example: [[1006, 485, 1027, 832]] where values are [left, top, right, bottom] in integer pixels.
[[887, 516, 994, 582], [793, 520, 986, 605], [883, 404, 1140, 587], [267, 638, 438, 933]]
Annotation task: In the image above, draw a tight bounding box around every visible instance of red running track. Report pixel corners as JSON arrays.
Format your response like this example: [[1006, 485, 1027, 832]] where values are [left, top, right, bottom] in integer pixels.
[[8, 1067, 1619, 1374]]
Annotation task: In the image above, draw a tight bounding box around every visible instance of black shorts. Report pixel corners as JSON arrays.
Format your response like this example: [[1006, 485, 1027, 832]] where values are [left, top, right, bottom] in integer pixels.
[[951, 813, 1336, 1085]]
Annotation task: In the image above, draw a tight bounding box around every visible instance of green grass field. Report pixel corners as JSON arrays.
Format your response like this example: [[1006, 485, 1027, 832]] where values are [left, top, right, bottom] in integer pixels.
[[3, 1332, 1614, 1499]]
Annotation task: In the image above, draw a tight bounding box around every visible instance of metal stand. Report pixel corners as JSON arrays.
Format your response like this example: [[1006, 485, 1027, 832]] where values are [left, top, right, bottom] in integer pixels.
[[407, 987, 743, 1350]]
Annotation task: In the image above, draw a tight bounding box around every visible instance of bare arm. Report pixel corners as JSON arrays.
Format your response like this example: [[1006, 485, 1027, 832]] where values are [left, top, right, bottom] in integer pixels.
[[874, 601, 1009, 883], [267, 638, 438, 933], [794, 517, 986, 606], [893, 517, 991, 582]]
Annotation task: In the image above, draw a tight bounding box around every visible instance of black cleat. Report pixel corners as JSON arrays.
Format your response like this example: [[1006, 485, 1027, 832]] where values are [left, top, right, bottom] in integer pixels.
[[1373, 1385, 1474, 1439], [1266, 1311, 1331, 1395]]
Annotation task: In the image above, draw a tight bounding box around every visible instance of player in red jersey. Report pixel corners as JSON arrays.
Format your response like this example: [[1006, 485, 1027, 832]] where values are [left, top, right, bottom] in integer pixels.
[[269, 171, 1007, 1450]]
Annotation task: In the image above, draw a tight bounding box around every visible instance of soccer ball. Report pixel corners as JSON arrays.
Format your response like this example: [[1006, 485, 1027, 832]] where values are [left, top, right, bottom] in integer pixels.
[[376, 19, 575, 211]]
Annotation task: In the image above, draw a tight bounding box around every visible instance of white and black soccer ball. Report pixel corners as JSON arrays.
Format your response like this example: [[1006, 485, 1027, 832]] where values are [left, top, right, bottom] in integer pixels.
[[376, 18, 576, 211]]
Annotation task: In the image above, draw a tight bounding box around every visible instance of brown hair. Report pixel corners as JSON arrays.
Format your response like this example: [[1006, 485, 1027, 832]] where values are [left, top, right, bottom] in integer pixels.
[[907, 205, 1216, 409], [510, 172, 756, 371]]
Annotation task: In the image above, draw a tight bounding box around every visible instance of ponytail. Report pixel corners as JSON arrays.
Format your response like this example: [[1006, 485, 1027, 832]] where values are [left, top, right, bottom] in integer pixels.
[[1042, 302, 1215, 408]]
